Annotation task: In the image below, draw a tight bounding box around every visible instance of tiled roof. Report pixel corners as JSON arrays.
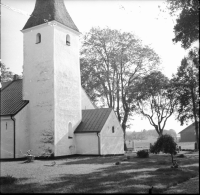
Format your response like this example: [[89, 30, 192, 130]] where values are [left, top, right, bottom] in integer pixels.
[[23, 0, 79, 32], [1, 80, 12, 90], [74, 108, 112, 133], [1, 79, 29, 116], [178, 122, 195, 134]]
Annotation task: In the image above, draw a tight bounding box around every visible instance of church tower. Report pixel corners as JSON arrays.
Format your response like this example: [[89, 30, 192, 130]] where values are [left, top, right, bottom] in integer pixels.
[[22, 0, 82, 156]]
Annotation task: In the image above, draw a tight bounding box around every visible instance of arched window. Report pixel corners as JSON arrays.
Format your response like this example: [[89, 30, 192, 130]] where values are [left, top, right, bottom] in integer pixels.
[[68, 122, 73, 139], [66, 34, 70, 46], [36, 33, 41, 44]]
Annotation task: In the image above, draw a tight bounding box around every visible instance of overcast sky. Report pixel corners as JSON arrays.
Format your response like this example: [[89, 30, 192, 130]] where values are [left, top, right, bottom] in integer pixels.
[[1, 0, 191, 133]]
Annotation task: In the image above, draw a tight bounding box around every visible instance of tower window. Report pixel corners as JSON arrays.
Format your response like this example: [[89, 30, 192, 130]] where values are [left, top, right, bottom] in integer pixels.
[[66, 34, 70, 46], [112, 126, 115, 133], [36, 33, 41, 44]]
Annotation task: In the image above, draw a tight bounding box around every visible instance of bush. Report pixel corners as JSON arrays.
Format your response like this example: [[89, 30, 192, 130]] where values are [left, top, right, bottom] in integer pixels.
[[176, 154, 185, 158], [0, 175, 17, 185], [137, 149, 149, 158]]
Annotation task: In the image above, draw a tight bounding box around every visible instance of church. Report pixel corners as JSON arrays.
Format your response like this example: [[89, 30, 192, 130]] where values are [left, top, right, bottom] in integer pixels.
[[0, 0, 124, 159]]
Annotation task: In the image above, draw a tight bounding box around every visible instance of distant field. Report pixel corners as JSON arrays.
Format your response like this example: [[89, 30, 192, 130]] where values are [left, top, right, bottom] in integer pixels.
[[129, 139, 195, 151], [132, 138, 157, 150]]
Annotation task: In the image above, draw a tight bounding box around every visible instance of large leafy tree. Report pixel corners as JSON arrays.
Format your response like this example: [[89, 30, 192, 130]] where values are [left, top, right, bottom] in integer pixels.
[[167, 0, 199, 49], [130, 71, 177, 136], [0, 62, 14, 82], [80, 27, 160, 143], [171, 48, 199, 149]]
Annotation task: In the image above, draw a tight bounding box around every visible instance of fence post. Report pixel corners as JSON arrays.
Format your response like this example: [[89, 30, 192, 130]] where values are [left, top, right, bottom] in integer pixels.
[[132, 141, 135, 151], [149, 143, 152, 153], [194, 142, 197, 150], [179, 146, 181, 151]]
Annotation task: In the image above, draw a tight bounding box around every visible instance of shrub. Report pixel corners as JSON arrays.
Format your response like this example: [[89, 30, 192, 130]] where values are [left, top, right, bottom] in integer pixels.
[[0, 175, 17, 185], [115, 161, 121, 165], [127, 156, 131, 160], [176, 154, 185, 158], [137, 149, 149, 158]]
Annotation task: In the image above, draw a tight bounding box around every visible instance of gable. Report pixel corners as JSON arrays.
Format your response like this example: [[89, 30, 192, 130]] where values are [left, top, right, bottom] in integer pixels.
[[74, 108, 112, 133], [178, 123, 195, 134], [100, 110, 124, 137], [0, 79, 29, 116]]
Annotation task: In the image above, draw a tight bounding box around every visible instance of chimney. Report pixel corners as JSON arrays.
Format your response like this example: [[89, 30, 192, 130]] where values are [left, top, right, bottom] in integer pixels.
[[13, 74, 18, 80]]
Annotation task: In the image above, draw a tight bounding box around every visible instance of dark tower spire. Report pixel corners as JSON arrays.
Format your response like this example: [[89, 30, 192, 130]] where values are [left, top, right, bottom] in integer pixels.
[[23, 0, 79, 32]]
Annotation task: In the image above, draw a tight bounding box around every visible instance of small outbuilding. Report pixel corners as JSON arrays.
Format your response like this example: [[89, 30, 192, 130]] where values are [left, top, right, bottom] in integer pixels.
[[178, 123, 196, 142], [75, 108, 124, 155]]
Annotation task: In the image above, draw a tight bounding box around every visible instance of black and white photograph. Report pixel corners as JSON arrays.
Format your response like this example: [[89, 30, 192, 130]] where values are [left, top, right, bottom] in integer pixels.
[[0, 0, 199, 193]]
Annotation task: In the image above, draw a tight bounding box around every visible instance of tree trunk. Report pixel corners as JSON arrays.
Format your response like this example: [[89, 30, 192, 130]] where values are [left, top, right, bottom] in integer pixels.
[[191, 86, 199, 150], [171, 153, 174, 164], [194, 120, 199, 150], [122, 123, 127, 151]]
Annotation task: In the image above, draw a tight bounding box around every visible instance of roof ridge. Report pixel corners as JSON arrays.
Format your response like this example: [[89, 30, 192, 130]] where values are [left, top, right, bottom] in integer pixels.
[[1, 80, 14, 91], [178, 122, 195, 134]]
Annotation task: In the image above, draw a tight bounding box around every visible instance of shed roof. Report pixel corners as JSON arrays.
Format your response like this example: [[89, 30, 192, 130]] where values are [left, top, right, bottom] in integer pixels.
[[74, 108, 112, 133], [23, 0, 79, 32], [1, 79, 29, 116], [178, 123, 195, 134]]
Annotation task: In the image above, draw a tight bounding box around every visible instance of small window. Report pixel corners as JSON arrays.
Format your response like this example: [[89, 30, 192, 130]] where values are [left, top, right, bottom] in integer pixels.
[[36, 33, 41, 44], [66, 34, 70, 46], [112, 126, 115, 133], [68, 122, 73, 139]]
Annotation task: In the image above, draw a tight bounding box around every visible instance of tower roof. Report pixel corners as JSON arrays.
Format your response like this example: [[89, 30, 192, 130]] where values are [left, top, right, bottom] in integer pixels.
[[22, 0, 79, 32]]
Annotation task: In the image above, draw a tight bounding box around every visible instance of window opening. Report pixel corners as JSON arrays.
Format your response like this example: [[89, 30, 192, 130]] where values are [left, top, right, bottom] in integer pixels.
[[36, 33, 41, 44], [112, 126, 114, 133], [68, 122, 73, 139], [66, 34, 70, 46]]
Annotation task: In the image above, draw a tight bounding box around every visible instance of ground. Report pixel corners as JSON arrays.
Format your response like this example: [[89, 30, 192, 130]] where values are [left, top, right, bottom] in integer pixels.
[[0, 151, 199, 193], [164, 175, 199, 194]]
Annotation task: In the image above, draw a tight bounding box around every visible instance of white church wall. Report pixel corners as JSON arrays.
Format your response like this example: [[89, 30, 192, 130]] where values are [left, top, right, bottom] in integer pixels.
[[15, 105, 30, 158], [22, 24, 55, 157], [100, 110, 124, 155], [75, 133, 99, 155], [81, 88, 95, 110], [0, 117, 14, 159], [54, 23, 82, 156]]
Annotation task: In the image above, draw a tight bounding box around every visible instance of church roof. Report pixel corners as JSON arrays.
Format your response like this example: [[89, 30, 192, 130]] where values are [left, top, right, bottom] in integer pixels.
[[1, 80, 12, 90], [74, 108, 112, 133], [1, 79, 112, 132], [0, 79, 29, 116], [23, 0, 79, 32]]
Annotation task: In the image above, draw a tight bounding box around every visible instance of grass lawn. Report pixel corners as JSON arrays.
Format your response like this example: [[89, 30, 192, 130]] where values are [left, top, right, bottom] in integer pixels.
[[0, 151, 199, 194]]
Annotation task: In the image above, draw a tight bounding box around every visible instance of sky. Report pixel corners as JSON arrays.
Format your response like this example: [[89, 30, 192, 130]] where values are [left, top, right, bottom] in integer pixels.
[[1, 0, 192, 133]]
